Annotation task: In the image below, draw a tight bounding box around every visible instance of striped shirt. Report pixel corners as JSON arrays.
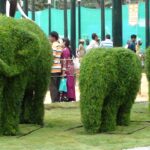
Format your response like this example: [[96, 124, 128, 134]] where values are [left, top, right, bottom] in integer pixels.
[[51, 41, 62, 73], [100, 39, 113, 48]]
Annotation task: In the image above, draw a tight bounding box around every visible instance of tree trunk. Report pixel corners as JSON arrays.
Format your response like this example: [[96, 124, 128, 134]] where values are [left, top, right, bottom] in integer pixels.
[[70, 0, 76, 57], [64, 0, 68, 38], [23, 0, 28, 16], [112, 0, 122, 47], [0, 0, 6, 14], [9, 0, 17, 17], [146, 0, 150, 48], [101, 0, 105, 40]]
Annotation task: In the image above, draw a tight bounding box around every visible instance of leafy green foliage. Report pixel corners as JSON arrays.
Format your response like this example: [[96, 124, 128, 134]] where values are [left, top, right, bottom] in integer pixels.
[[0, 15, 52, 135], [79, 48, 141, 133], [26, 0, 145, 10], [145, 47, 150, 109]]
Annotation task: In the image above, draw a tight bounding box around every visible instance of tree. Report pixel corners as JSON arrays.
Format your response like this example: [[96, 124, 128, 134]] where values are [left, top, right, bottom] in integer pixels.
[[9, 0, 17, 17], [0, 0, 6, 14], [27, 0, 146, 11], [0, 0, 17, 17]]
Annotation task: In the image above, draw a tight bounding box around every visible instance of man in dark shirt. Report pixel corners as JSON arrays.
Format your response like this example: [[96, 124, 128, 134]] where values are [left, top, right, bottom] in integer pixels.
[[127, 34, 137, 53]]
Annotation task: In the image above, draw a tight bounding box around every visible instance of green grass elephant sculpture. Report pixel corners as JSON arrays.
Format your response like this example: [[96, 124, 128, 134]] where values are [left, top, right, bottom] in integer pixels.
[[79, 48, 141, 133], [0, 16, 52, 135], [145, 47, 150, 109]]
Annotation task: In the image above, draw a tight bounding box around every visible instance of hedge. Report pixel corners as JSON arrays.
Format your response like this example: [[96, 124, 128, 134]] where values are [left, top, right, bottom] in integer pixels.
[[0, 15, 52, 135], [145, 47, 150, 109], [79, 48, 141, 133]]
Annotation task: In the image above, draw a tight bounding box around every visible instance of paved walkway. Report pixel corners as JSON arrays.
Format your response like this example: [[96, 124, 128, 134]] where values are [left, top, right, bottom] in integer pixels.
[[45, 73, 149, 104], [136, 73, 148, 102], [125, 147, 150, 150]]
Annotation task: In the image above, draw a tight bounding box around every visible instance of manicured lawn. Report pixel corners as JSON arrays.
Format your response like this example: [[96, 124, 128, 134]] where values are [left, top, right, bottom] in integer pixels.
[[0, 102, 149, 150]]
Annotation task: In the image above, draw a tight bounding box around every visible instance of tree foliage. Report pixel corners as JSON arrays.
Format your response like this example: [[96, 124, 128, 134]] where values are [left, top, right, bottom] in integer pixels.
[[0, 0, 146, 12], [145, 47, 150, 109], [79, 48, 141, 133], [27, 0, 145, 10]]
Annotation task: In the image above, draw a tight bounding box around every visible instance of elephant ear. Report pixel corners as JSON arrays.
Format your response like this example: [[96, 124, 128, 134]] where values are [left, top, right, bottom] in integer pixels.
[[11, 27, 41, 70]]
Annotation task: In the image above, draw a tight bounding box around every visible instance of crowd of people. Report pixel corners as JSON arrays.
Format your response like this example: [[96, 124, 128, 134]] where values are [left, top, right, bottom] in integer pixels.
[[49, 31, 76, 103], [49, 31, 143, 103]]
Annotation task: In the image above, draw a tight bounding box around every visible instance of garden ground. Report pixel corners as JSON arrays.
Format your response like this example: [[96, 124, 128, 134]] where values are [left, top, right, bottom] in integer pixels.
[[45, 73, 149, 104], [0, 102, 149, 150]]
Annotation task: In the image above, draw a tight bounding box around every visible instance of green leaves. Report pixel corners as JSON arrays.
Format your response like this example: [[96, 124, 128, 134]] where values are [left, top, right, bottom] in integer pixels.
[[145, 47, 150, 109], [79, 48, 141, 133], [0, 15, 52, 135]]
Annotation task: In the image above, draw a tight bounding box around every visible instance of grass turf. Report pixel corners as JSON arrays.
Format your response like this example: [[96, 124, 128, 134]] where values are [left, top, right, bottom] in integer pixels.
[[0, 102, 149, 150]]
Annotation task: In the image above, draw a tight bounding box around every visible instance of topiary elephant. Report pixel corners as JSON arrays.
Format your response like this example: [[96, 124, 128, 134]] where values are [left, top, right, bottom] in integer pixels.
[[79, 48, 141, 133], [145, 47, 150, 109], [0, 16, 52, 135]]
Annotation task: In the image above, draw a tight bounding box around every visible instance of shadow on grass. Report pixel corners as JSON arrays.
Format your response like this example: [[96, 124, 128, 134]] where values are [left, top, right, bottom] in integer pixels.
[[1, 102, 149, 150], [19, 102, 150, 136], [44, 102, 150, 136], [9, 103, 150, 138], [44, 102, 79, 110]]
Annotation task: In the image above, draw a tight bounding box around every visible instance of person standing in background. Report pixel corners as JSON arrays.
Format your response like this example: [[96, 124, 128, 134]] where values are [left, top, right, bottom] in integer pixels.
[[127, 34, 137, 53], [61, 38, 76, 102], [86, 33, 99, 52], [136, 40, 144, 68], [85, 38, 90, 46], [136, 40, 142, 55], [100, 34, 113, 48], [77, 39, 86, 61], [49, 31, 62, 102]]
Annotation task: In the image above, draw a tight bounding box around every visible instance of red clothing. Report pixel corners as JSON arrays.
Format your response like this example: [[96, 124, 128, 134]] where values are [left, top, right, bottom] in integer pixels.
[[61, 47, 76, 100]]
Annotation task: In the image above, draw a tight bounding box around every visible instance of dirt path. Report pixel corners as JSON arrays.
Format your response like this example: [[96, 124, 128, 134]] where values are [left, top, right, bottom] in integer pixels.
[[136, 73, 148, 102], [45, 73, 149, 104], [124, 147, 150, 150]]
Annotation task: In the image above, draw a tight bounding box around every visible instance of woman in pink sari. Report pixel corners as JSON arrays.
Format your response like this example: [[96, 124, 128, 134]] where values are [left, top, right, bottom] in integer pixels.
[[61, 38, 76, 101]]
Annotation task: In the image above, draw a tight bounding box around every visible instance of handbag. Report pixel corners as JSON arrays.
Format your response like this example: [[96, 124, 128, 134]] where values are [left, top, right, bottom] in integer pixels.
[[59, 78, 67, 92]]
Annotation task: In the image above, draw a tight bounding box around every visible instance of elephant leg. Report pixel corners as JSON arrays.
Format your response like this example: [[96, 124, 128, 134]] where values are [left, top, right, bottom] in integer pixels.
[[0, 78, 5, 134], [2, 76, 27, 135], [21, 88, 44, 125], [30, 82, 48, 126], [117, 98, 134, 126], [80, 93, 105, 133], [100, 96, 118, 132], [21, 79, 48, 126], [117, 84, 137, 126], [29, 70, 50, 126], [20, 88, 34, 124]]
